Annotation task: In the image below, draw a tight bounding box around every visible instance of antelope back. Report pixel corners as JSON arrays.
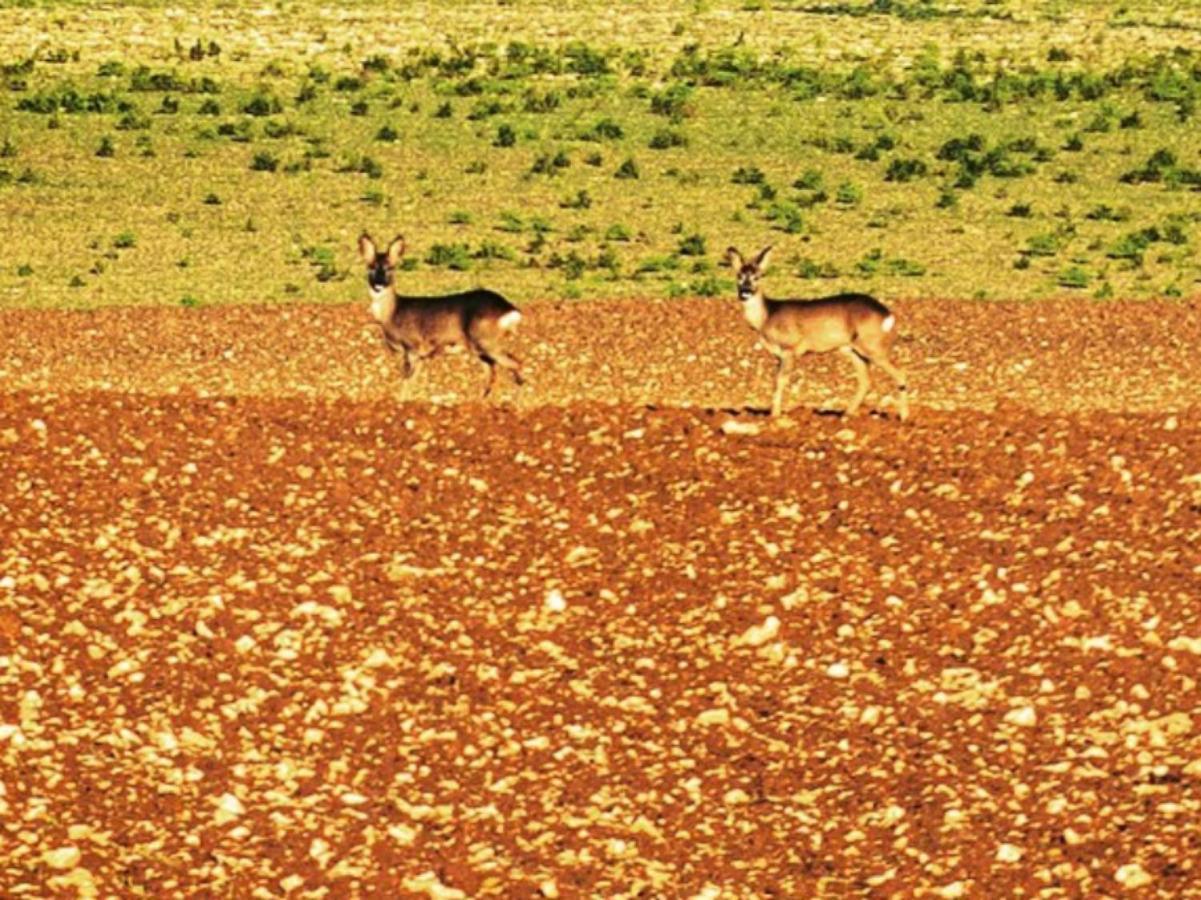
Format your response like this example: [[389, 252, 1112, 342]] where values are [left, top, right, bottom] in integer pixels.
[[386, 290, 520, 348]]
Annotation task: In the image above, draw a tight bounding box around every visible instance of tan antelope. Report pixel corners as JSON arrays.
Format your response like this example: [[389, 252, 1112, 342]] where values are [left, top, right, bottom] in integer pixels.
[[726, 245, 909, 420], [358, 233, 524, 397]]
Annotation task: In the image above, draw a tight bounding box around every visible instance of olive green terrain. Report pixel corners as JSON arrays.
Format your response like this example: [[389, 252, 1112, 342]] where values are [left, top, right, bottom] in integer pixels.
[[0, 0, 1199, 307]]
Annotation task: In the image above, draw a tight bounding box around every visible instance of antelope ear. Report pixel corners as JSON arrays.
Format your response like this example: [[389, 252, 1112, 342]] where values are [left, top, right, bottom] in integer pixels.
[[753, 245, 773, 271], [385, 235, 405, 266], [357, 233, 377, 266], [725, 246, 745, 270]]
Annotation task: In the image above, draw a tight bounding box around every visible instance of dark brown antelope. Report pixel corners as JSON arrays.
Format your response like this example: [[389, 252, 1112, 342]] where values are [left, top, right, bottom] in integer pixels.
[[726, 245, 909, 420], [358, 233, 524, 397]]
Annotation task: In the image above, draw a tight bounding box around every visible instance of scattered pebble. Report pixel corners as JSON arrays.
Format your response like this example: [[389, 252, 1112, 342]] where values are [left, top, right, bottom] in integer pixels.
[[43, 846, 81, 870], [1004, 705, 1038, 728], [1115, 863, 1152, 889]]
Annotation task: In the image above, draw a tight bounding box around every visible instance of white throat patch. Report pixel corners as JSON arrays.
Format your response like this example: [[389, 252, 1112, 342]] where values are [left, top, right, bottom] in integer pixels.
[[368, 286, 392, 323], [741, 293, 768, 331]]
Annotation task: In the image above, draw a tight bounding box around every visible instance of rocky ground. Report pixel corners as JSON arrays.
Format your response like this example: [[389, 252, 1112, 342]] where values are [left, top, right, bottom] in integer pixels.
[[1, 298, 1200, 897]]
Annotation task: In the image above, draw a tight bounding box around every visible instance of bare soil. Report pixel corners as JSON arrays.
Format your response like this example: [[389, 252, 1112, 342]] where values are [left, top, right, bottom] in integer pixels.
[[1, 298, 1200, 897]]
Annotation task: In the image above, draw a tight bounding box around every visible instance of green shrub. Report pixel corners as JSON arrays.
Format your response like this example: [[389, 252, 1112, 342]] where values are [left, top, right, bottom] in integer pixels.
[[793, 169, 823, 191], [250, 151, 278, 171], [885, 157, 928, 182], [301, 245, 344, 282], [584, 118, 624, 141], [650, 83, 693, 121], [766, 202, 803, 234], [241, 93, 281, 116], [796, 257, 839, 279], [425, 243, 473, 270], [732, 165, 766, 185], [497, 211, 524, 233], [531, 150, 571, 175], [1025, 233, 1061, 257], [648, 129, 687, 150], [614, 158, 640, 179], [1086, 204, 1129, 222], [560, 189, 591, 210], [1058, 266, 1090, 289], [474, 240, 516, 262], [835, 181, 863, 207], [494, 124, 516, 147]]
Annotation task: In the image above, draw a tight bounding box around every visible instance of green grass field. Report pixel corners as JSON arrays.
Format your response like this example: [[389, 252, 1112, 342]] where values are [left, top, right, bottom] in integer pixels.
[[1, 0, 1200, 307]]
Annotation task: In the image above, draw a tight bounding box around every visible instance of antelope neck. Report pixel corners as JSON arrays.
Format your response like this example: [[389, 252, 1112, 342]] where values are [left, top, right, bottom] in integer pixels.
[[369, 284, 395, 324], [740, 290, 768, 331]]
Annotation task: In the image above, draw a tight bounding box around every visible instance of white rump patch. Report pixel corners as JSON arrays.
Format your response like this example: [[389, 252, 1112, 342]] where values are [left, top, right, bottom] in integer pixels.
[[881, 314, 896, 333], [498, 310, 522, 330]]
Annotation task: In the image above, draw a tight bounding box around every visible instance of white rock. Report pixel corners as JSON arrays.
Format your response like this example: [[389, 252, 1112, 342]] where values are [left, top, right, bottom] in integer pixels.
[[826, 662, 850, 679], [363, 648, 392, 667], [387, 823, 417, 845], [720, 419, 761, 436], [403, 871, 467, 899], [1115, 863, 1152, 888], [309, 837, 331, 866], [696, 708, 731, 727], [214, 792, 245, 824], [739, 616, 779, 647], [995, 843, 1023, 863], [1004, 705, 1037, 727], [544, 590, 567, 613], [43, 846, 81, 870], [1168, 636, 1201, 655], [0, 724, 22, 742]]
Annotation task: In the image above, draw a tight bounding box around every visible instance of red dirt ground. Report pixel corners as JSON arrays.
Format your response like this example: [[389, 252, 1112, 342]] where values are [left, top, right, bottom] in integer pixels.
[[1, 298, 1200, 898]]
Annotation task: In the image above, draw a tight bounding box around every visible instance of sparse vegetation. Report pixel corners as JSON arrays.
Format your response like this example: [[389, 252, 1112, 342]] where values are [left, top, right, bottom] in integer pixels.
[[0, 0, 1197, 306]]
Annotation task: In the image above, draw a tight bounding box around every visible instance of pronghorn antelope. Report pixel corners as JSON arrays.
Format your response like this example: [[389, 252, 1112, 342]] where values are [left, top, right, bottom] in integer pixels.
[[726, 245, 909, 420], [358, 233, 524, 397]]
